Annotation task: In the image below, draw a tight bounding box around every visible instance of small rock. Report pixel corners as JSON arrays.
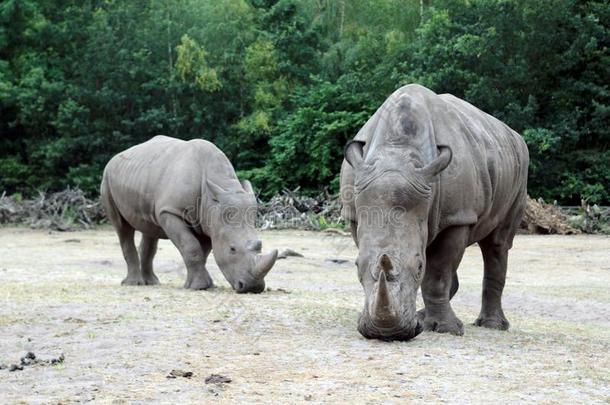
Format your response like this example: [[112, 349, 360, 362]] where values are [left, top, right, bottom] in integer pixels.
[[64, 239, 81, 243], [304, 394, 313, 401], [205, 374, 232, 384], [0, 364, 7, 370], [268, 288, 290, 294], [277, 248, 304, 259], [20, 358, 33, 366], [167, 369, 193, 379], [20, 352, 37, 366], [324, 258, 349, 265], [9, 364, 23, 372]]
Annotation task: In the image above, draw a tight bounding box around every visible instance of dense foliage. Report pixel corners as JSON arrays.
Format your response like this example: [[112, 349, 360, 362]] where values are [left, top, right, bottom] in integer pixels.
[[1, 0, 608, 203]]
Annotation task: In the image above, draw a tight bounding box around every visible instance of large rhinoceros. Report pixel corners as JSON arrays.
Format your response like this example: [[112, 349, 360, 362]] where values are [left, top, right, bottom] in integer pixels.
[[101, 135, 278, 293], [340, 84, 528, 341]]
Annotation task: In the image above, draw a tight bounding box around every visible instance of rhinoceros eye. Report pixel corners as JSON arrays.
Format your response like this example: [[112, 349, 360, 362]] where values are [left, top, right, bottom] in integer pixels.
[[230, 246, 237, 254]]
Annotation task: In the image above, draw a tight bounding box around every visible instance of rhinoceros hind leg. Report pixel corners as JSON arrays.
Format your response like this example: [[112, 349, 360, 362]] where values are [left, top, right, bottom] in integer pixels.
[[102, 184, 144, 286], [117, 226, 145, 286], [475, 230, 514, 331], [421, 226, 469, 336], [474, 194, 524, 331], [139, 235, 160, 285], [158, 213, 214, 290]]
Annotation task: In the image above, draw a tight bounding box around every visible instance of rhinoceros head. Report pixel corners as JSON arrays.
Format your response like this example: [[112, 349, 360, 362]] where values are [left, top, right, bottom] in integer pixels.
[[345, 140, 452, 340], [205, 179, 278, 293]]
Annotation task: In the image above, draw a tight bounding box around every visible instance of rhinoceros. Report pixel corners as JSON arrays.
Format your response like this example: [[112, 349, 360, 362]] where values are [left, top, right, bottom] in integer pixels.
[[100, 135, 278, 293], [340, 84, 528, 341]]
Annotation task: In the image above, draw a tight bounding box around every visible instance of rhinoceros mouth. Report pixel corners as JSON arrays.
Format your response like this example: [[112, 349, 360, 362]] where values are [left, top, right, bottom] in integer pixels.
[[358, 313, 422, 341]]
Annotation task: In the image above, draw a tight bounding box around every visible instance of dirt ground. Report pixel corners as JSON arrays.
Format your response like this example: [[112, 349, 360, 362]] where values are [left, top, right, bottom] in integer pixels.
[[0, 227, 608, 404]]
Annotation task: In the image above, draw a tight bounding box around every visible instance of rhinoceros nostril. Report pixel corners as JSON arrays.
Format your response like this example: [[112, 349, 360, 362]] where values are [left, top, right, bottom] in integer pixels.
[[237, 280, 245, 292]]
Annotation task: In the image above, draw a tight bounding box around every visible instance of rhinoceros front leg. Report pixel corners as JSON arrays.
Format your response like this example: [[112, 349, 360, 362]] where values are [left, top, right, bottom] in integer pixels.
[[158, 213, 214, 290], [186, 233, 213, 290], [138, 235, 160, 285], [421, 226, 469, 336]]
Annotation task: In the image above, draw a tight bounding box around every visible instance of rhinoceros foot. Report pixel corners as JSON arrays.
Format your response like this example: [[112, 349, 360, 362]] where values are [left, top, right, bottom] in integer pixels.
[[121, 274, 160, 286], [143, 273, 160, 285], [474, 314, 510, 331], [184, 272, 214, 290], [423, 312, 464, 336], [121, 276, 146, 286]]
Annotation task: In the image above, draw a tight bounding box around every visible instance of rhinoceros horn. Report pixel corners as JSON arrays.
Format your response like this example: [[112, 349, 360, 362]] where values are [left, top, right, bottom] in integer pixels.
[[371, 261, 399, 328], [252, 249, 278, 280]]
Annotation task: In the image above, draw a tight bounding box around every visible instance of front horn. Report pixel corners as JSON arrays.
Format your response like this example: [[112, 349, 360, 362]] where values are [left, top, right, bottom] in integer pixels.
[[371, 270, 399, 328], [252, 249, 278, 279]]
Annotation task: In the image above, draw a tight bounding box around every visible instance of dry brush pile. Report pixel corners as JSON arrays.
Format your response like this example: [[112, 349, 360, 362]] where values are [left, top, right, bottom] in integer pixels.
[[0, 188, 606, 234], [0, 189, 105, 231]]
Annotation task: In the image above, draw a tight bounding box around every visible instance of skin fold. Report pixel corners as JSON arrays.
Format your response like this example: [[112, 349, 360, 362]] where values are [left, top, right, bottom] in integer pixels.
[[340, 84, 529, 341], [101, 135, 278, 293]]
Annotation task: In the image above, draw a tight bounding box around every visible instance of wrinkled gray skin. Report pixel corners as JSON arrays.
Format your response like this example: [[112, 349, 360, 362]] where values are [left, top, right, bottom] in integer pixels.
[[101, 135, 278, 293], [340, 84, 528, 341]]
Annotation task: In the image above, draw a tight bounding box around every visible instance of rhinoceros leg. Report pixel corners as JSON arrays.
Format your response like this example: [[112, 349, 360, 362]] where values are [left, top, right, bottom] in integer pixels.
[[185, 233, 213, 290], [421, 226, 469, 336], [474, 238, 510, 330], [101, 185, 144, 286], [117, 225, 145, 286], [417, 272, 459, 323], [158, 213, 214, 290], [349, 221, 358, 247], [138, 235, 160, 285], [474, 194, 524, 331]]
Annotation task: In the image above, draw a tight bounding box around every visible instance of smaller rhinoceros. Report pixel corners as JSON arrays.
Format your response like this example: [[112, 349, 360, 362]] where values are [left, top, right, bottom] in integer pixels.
[[100, 135, 278, 293]]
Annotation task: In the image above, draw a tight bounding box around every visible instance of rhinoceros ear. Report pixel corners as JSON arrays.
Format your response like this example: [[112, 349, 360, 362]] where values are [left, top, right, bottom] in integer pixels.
[[240, 179, 254, 195], [417, 145, 452, 181], [207, 179, 226, 202], [345, 140, 365, 168]]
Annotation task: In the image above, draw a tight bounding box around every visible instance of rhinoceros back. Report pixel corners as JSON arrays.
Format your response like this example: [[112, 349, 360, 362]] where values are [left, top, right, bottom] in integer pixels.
[[101, 135, 235, 236], [340, 84, 529, 245]]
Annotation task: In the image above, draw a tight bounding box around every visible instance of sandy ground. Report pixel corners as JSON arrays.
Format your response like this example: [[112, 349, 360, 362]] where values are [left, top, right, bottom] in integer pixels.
[[0, 227, 608, 404]]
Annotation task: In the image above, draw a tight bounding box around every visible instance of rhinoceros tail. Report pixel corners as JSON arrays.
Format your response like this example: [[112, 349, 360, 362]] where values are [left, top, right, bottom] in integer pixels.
[[100, 170, 126, 231]]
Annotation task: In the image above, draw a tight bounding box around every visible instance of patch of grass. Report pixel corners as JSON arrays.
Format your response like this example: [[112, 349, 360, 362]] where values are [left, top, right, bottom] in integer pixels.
[[53, 361, 66, 370], [0, 315, 16, 326]]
